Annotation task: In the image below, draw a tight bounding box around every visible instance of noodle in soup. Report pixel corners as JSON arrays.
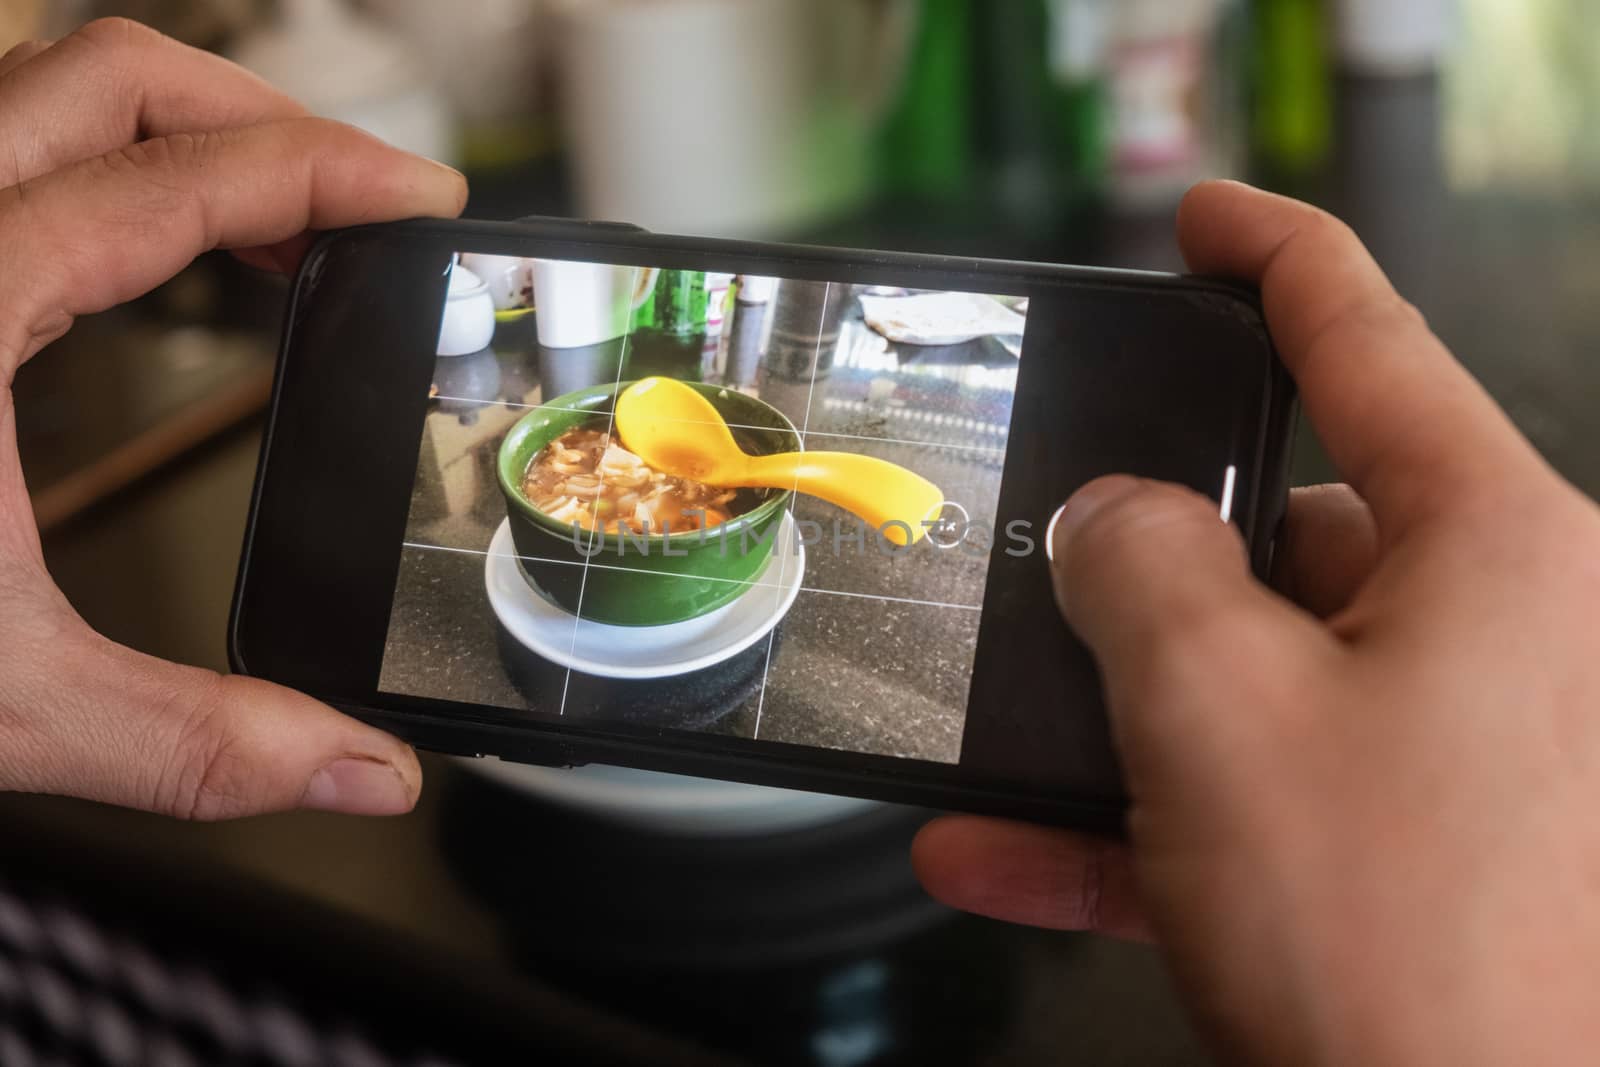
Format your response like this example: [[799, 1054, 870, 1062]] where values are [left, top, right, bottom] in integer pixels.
[[523, 426, 761, 535]]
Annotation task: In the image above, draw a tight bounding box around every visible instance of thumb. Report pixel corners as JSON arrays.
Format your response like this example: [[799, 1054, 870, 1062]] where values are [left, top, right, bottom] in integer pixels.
[[4, 624, 421, 820], [1050, 476, 1320, 783]]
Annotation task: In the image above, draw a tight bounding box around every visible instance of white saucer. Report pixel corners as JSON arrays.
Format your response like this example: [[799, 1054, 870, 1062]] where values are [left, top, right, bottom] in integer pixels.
[[484, 512, 804, 679]]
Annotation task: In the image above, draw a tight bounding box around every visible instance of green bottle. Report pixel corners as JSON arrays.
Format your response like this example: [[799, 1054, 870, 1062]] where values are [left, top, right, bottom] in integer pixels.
[[877, 0, 974, 204], [1251, 0, 1334, 178], [974, 0, 1110, 231], [631, 270, 708, 337], [627, 270, 707, 382]]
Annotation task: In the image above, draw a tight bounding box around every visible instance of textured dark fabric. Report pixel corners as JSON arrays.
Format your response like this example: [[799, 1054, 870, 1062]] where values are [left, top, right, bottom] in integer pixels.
[[0, 879, 460, 1067]]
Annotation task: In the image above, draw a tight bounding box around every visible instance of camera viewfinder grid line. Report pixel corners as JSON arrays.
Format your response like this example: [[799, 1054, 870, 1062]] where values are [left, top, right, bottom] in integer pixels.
[[430, 395, 1009, 458], [556, 290, 639, 718], [406, 539, 986, 612], [751, 280, 831, 741]]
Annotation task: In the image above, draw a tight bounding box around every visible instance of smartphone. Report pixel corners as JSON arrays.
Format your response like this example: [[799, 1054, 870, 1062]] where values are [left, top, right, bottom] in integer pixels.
[[229, 218, 1294, 828]]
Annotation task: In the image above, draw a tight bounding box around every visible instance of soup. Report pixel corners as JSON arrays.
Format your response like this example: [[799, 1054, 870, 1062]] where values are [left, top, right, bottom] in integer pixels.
[[523, 425, 762, 535]]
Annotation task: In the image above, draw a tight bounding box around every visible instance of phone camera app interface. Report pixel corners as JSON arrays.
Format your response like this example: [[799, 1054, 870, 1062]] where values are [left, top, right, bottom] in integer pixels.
[[380, 256, 1029, 766]]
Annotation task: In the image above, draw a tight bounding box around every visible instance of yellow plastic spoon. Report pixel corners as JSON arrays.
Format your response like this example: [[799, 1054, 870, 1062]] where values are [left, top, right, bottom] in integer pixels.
[[614, 377, 945, 546]]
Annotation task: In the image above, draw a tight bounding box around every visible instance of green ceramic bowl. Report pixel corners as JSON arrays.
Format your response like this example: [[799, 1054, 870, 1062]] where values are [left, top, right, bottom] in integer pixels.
[[497, 380, 799, 626]]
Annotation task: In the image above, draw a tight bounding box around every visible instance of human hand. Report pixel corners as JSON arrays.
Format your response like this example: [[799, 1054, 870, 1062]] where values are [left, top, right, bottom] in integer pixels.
[[0, 20, 467, 818], [915, 181, 1600, 1064]]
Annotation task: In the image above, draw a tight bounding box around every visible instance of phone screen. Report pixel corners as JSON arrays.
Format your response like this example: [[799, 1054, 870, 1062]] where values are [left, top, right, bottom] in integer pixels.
[[357, 244, 1279, 802]]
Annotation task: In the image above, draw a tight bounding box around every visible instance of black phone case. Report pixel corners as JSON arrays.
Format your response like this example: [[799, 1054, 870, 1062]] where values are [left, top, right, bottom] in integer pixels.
[[230, 216, 1297, 830]]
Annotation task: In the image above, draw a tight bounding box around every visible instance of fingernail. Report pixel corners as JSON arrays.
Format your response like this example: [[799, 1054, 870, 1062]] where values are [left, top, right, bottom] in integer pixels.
[[302, 758, 413, 816], [1050, 475, 1141, 563], [425, 156, 468, 184]]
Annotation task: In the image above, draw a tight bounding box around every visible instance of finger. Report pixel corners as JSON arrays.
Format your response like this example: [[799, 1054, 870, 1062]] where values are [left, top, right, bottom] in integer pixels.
[[0, 18, 306, 188], [0, 39, 51, 80], [0, 622, 421, 819], [1178, 181, 1537, 532], [1275, 484, 1379, 618], [0, 390, 42, 568], [912, 816, 1152, 940], [1053, 475, 1322, 675], [230, 246, 289, 274], [231, 234, 315, 276], [1, 117, 468, 373], [1051, 476, 1327, 772]]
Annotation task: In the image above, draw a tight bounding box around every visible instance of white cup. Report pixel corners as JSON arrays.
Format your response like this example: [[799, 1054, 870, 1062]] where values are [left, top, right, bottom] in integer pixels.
[[460, 253, 533, 311], [550, 0, 910, 237], [532, 261, 658, 350], [437, 265, 497, 356]]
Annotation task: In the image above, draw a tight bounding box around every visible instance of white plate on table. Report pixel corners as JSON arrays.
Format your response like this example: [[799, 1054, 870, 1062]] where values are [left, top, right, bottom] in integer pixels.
[[484, 512, 804, 680], [858, 291, 1027, 347]]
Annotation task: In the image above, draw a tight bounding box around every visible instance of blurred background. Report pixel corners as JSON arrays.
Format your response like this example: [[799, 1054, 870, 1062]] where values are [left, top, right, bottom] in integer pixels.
[[2, 0, 1598, 1063]]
